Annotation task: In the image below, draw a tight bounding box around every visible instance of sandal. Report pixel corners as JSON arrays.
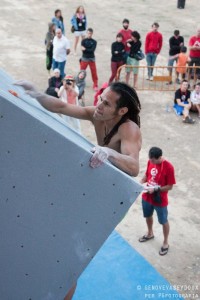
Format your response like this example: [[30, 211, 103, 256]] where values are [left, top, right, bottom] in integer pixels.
[[139, 235, 154, 242], [159, 246, 169, 256], [183, 116, 195, 124]]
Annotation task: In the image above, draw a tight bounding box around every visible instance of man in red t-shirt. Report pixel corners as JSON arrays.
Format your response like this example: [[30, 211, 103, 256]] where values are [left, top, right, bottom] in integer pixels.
[[119, 18, 133, 63], [139, 147, 176, 256], [188, 27, 200, 84], [145, 22, 163, 80]]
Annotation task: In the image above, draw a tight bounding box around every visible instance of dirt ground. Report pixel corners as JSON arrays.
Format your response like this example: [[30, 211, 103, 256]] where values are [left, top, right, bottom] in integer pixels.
[[1, 0, 199, 298]]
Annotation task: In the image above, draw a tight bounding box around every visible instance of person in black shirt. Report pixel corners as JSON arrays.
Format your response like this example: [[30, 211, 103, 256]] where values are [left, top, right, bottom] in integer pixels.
[[126, 31, 142, 88], [173, 80, 195, 123], [80, 28, 98, 90], [108, 33, 125, 84], [167, 30, 184, 84]]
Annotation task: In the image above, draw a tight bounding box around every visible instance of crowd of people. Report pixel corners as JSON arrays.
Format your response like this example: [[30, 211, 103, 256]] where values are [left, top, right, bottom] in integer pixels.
[[44, 7, 200, 128]]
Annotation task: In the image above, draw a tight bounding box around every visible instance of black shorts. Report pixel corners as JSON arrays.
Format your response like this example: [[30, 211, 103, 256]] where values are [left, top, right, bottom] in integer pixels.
[[188, 57, 200, 74]]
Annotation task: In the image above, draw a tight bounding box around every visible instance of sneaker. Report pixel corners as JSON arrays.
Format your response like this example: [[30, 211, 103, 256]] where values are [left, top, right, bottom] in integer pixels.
[[183, 116, 195, 124], [150, 76, 153, 81]]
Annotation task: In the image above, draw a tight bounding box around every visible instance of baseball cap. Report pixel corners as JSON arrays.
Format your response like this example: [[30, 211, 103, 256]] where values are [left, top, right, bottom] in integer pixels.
[[64, 75, 75, 81]]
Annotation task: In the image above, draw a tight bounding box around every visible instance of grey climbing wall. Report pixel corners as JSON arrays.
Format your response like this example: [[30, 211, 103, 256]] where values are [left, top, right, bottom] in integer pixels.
[[0, 69, 143, 300]]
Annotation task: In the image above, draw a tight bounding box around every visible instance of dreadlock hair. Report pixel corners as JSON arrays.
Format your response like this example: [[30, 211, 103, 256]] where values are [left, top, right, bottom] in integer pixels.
[[103, 82, 141, 145]]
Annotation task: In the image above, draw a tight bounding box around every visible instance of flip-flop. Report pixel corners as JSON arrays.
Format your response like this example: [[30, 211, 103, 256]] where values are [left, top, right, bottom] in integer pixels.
[[159, 246, 169, 256], [139, 235, 154, 242], [183, 117, 195, 124]]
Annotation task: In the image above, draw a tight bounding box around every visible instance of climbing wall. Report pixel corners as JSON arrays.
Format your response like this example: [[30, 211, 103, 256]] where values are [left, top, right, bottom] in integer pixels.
[[0, 69, 143, 300]]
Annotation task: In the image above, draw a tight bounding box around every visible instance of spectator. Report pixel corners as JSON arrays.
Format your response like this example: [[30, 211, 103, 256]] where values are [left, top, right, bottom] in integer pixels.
[[167, 30, 184, 84], [71, 6, 87, 55], [57, 75, 81, 133], [188, 26, 200, 85], [170, 46, 190, 84], [173, 80, 195, 123], [52, 28, 70, 79], [52, 9, 65, 34], [125, 31, 142, 88], [190, 82, 200, 117], [45, 22, 56, 74], [45, 68, 62, 98], [108, 33, 125, 84], [75, 70, 87, 105], [80, 28, 98, 91], [139, 147, 176, 256], [145, 22, 163, 80], [119, 18, 133, 63]]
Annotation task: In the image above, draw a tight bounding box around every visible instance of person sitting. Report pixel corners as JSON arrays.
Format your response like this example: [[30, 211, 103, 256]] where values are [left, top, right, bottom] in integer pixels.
[[173, 80, 195, 123], [190, 82, 200, 117], [75, 70, 87, 106], [45, 68, 62, 98]]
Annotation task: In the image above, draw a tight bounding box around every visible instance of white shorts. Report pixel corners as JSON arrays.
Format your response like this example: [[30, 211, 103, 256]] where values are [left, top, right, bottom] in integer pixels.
[[74, 30, 86, 37]]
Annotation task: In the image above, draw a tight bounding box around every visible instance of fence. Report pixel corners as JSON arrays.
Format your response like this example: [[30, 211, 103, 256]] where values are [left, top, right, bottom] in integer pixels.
[[116, 65, 199, 91]]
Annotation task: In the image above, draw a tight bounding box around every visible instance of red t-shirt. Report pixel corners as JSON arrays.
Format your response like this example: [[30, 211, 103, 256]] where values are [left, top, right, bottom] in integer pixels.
[[189, 36, 200, 58], [145, 31, 163, 54], [142, 160, 176, 207], [119, 29, 132, 52]]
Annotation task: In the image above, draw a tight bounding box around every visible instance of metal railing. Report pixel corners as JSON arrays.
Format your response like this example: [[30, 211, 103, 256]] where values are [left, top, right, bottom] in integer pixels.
[[116, 65, 200, 91]]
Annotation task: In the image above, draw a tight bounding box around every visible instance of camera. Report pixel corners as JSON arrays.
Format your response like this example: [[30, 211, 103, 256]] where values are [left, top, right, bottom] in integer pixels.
[[153, 190, 162, 204], [66, 80, 72, 85]]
